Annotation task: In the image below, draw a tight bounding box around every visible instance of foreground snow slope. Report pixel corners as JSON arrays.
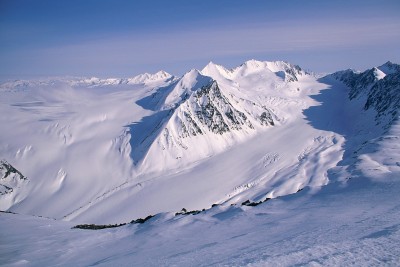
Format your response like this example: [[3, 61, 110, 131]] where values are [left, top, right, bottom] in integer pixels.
[[1, 173, 400, 266]]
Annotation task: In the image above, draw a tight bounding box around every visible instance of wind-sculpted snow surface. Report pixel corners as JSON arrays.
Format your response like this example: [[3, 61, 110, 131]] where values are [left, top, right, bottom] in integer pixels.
[[0, 60, 399, 227]]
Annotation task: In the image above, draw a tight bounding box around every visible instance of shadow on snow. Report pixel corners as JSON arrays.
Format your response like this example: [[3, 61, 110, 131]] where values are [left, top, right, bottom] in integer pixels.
[[302, 76, 385, 180], [126, 81, 178, 164]]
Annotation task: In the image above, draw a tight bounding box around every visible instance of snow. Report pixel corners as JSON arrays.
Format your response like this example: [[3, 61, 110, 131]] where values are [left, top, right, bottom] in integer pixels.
[[0, 59, 399, 265], [0, 71, 173, 91], [1, 175, 400, 266], [0, 74, 173, 220], [373, 67, 386, 80], [163, 69, 213, 107], [0, 60, 397, 223]]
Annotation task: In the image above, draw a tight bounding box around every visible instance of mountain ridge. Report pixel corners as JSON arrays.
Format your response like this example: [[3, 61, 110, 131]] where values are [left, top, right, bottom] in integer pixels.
[[329, 61, 400, 126]]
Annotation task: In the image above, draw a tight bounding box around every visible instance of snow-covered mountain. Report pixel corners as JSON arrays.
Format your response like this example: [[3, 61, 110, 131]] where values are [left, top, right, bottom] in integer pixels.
[[0, 60, 399, 225], [330, 61, 400, 126], [0, 60, 319, 223], [1, 59, 400, 266], [0, 160, 28, 195], [131, 68, 276, 171]]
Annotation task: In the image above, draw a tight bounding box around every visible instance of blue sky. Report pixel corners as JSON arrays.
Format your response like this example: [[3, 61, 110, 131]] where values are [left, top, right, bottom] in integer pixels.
[[1, 0, 400, 79]]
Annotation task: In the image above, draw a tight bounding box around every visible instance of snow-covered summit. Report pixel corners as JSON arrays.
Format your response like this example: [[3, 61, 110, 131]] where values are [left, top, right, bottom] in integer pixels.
[[164, 69, 213, 107], [231, 59, 306, 82], [131, 65, 277, 171], [377, 61, 400, 75], [201, 61, 234, 80], [127, 70, 173, 84], [204, 59, 307, 83]]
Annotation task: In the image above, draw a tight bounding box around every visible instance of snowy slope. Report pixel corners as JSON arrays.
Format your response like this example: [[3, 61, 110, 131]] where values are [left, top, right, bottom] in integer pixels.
[[327, 62, 400, 184], [0, 60, 399, 226], [1, 170, 400, 266], [1, 60, 400, 266], [0, 72, 175, 220]]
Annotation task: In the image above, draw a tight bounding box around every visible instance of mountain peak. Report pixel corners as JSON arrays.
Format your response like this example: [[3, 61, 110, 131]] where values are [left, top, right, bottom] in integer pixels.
[[164, 69, 213, 107], [128, 70, 172, 84], [202, 61, 222, 72], [185, 68, 202, 77], [377, 61, 400, 75], [232, 60, 304, 82], [154, 70, 172, 78], [201, 61, 233, 80], [244, 59, 263, 66], [205, 61, 217, 67]]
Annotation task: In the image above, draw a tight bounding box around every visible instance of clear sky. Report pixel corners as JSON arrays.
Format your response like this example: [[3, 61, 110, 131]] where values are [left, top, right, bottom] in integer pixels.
[[1, 0, 400, 79]]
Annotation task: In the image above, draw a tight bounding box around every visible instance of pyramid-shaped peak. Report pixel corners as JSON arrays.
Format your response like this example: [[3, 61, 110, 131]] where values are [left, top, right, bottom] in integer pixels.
[[377, 61, 400, 75], [181, 69, 205, 81], [381, 60, 394, 66], [205, 61, 217, 67], [202, 61, 225, 71], [180, 69, 213, 88], [164, 69, 214, 107], [185, 68, 202, 76], [201, 61, 233, 79]]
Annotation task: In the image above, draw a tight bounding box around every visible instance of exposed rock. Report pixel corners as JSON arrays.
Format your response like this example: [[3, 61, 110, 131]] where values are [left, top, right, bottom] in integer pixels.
[[330, 62, 400, 125], [0, 160, 28, 196]]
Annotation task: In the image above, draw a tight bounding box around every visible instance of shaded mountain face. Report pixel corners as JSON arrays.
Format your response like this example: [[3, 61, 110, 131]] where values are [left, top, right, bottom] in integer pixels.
[[0, 160, 29, 212], [175, 81, 254, 135], [330, 61, 400, 125], [166, 80, 274, 137], [130, 61, 302, 170], [0, 160, 27, 194]]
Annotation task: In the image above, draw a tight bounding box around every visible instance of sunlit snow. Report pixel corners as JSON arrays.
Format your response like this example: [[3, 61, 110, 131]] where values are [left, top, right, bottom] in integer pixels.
[[1, 60, 399, 266]]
